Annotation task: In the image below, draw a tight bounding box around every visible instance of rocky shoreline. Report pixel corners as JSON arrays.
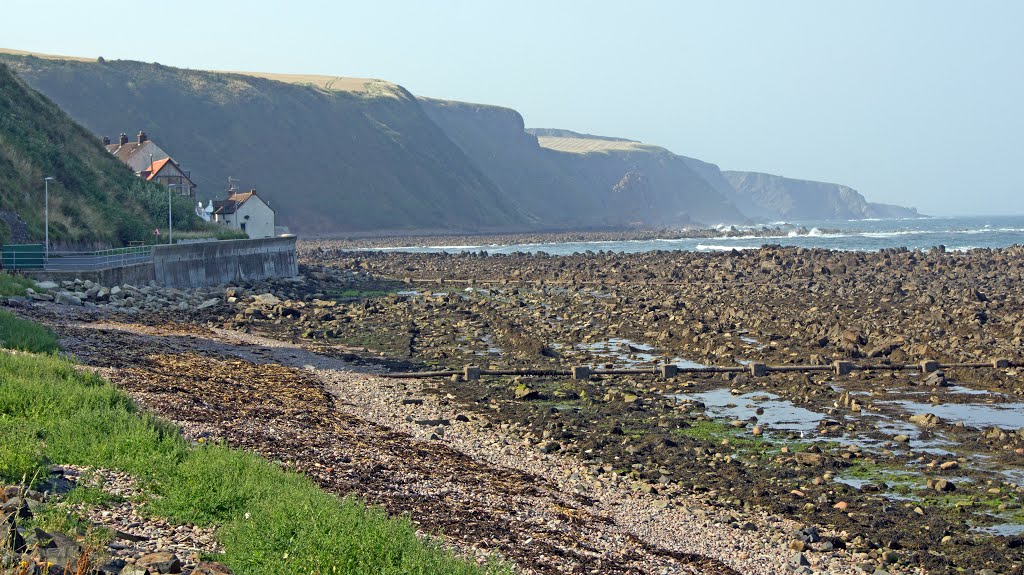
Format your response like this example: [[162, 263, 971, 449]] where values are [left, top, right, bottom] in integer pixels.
[[6, 242, 1024, 573]]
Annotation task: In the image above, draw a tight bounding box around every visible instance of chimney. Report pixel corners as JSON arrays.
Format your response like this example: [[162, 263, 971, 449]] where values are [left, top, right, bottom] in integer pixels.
[[101, 136, 111, 145], [119, 132, 129, 145], [137, 131, 148, 144]]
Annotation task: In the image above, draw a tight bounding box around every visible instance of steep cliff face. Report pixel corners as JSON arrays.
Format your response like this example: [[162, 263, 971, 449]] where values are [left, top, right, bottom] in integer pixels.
[[0, 49, 920, 234], [419, 99, 592, 227], [423, 100, 745, 228], [723, 171, 920, 221], [0, 55, 526, 235], [538, 142, 746, 226], [0, 63, 205, 245]]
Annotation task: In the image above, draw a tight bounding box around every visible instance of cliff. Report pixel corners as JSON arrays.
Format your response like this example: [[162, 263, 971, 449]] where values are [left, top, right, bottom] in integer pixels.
[[0, 63, 205, 245], [423, 100, 745, 228], [0, 54, 526, 235], [0, 49, 921, 235], [723, 171, 921, 221]]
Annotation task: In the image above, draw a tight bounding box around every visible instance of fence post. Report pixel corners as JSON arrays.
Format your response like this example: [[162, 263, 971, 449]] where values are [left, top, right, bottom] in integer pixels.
[[572, 366, 591, 380], [834, 361, 853, 376]]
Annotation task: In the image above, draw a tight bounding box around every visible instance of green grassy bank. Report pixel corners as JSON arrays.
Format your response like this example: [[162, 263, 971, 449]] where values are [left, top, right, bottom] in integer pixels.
[[0, 272, 34, 297], [0, 313, 502, 575]]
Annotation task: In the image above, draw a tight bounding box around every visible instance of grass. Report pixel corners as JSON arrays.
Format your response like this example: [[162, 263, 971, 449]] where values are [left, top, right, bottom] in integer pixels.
[[0, 309, 59, 353], [0, 321, 505, 574], [173, 227, 250, 242], [674, 419, 769, 450], [29, 496, 115, 550], [0, 272, 35, 297], [535, 136, 660, 155]]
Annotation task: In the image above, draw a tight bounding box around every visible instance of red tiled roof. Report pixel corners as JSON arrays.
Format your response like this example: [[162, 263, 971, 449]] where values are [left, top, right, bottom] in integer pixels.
[[212, 191, 256, 215], [143, 157, 173, 181]]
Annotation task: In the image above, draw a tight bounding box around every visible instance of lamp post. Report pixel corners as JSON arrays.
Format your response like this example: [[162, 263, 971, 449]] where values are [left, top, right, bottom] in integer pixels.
[[43, 177, 54, 259], [167, 183, 174, 245]]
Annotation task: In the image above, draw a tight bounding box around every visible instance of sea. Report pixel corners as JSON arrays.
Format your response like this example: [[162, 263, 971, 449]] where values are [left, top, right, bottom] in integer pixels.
[[369, 215, 1024, 255]]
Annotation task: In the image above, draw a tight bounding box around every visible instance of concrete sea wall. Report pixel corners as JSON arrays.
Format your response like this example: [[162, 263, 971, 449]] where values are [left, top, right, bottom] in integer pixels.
[[152, 237, 298, 288], [19, 237, 298, 288], [24, 262, 156, 287]]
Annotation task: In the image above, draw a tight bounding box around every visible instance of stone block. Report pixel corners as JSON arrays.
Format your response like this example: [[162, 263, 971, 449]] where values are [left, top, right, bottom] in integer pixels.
[[834, 361, 853, 375], [920, 360, 940, 373], [572, 365, 591, 380], [749, 363, 767, 377], [463, 365, 481, 381], [659, 364, 678, 378]]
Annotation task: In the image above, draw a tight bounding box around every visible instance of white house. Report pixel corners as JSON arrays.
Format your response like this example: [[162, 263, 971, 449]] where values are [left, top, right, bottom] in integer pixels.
[[212, 190, 275, 238]]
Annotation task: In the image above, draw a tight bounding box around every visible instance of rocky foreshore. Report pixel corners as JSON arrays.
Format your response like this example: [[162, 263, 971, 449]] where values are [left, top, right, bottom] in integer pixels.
[[5, 242, 1024, 574]]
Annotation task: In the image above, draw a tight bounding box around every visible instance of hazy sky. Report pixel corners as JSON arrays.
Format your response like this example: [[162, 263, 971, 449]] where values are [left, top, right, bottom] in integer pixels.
[[5, 1, 1022, 215]]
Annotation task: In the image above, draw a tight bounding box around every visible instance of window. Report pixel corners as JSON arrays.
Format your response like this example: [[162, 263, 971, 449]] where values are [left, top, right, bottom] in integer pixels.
[[241, 222, 246, 232]]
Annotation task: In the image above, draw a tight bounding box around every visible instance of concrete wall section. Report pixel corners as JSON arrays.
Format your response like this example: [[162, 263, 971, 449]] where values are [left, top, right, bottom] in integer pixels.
[[152, 236, 297, 288], [24, 263, 156, 287]]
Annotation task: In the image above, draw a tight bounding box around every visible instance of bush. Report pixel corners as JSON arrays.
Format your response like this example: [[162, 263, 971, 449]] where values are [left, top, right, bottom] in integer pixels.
[[0, 272, 35, 297]]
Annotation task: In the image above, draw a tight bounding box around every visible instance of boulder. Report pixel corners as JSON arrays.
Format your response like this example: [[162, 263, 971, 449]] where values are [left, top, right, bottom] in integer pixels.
[[197, 298, 221, 310], [192, 563, 234, 575], [514, 384, 541, 400], [253, 293, 281, 306], [794, 452, 824, 466], [909, 413, 942, 427], [34, 281, 58, 291], [925, 371, 949, 387], [94, 559, 127, 575], [136, 551, 182, 574], [1, 513, 25, 552], [54, 292, 83, 306], [867, 337, 904, 358]]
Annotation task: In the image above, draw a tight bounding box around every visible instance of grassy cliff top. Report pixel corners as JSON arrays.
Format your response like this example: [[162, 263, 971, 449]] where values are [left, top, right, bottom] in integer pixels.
[[220, 70, 403, 96], [0, 48, 404, 97], [536, 135, 663, 155], [0, 48, 96, 62]]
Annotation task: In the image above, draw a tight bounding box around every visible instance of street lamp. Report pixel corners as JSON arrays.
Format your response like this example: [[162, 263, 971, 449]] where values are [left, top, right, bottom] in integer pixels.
[[167, 183, 173, 245], [43, 177, 54, 259]]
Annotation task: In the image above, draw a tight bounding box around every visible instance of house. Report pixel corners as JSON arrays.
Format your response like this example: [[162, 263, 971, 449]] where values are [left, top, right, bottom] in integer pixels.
[[140, 157, 197, 198], [103, 131, 197, 197], [212, 190, 275, 238], [104, 131, 170, 173]]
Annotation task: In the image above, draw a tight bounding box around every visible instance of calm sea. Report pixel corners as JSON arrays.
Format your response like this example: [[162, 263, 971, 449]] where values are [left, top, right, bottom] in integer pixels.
[[370, 215, 1024, 255]]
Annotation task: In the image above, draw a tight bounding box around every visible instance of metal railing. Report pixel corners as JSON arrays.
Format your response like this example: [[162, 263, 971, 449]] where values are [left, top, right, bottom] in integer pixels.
[[43, 246, 153, 271], [1, 244, 46, 270]]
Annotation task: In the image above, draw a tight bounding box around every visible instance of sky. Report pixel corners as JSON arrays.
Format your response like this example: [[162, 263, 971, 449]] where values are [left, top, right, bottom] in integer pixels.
[[4, 0, 1022, 215]]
